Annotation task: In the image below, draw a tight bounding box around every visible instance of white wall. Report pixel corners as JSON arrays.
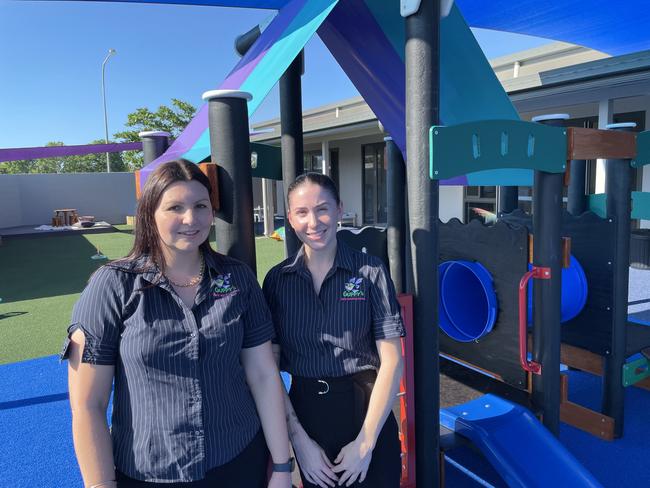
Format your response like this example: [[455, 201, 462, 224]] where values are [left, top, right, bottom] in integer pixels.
[[334, 136, 372, 223], [440, 186, 464, 222], [0, 173, 136, 229]]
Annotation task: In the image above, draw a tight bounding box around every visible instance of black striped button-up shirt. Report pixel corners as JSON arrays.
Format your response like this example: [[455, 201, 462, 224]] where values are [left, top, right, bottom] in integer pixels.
[[61, 251, 274, 482], [263, 240, 405, 378]]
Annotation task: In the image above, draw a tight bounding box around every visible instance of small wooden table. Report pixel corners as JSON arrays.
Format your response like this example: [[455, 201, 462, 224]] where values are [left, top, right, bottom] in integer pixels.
[[53, 209, 78, 227]]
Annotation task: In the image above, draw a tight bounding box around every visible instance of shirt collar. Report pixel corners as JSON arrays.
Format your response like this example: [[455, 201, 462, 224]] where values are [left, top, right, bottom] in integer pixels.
[[107, 249, 224, 283], [280, 237, 356, 274], [107, 255, 159, 281], [203, 249, 224, 276]]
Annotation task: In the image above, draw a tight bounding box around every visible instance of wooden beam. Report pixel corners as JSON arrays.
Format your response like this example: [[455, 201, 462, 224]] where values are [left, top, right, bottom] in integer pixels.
[[134, 170, 142, 200], [567, 127, 636, 160], [636, 377, 650, 391], [198, 163, 220, 211], [560, 343, 604, 376], [529, 236, 572, 267], [560, 374, 615, 441]]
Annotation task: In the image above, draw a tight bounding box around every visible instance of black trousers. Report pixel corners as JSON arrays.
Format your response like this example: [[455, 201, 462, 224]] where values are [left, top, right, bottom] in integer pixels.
[[290, 370, 401, 488], [115, 428, 269, 488]]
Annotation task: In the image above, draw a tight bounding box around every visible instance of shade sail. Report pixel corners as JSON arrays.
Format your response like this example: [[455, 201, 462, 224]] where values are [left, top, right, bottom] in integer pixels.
[[319, 1, 531, 185], [0, 142, 142, 162], [76, 0, 650, 56], [74, 0, 288, 9], [138, 0, 338, 187], [456, 0, 650, 56], [73, 0, 650, 185]]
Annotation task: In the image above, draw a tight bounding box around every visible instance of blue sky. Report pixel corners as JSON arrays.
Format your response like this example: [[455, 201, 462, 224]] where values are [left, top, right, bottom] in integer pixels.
[[0, 1, 552, 149]]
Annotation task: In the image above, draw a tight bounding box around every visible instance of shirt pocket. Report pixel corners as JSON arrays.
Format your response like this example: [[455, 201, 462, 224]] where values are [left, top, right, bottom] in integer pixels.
[[122, 308, 187, 369]]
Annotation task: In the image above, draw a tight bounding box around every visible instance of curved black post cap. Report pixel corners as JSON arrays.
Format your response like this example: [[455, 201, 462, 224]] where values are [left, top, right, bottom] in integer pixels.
[[235, 25, 262, 57]]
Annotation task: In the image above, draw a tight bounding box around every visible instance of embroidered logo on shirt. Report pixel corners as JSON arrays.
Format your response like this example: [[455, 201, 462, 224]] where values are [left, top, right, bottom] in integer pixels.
[[212, 273, 238, 298], [341, 277, 365, 300]]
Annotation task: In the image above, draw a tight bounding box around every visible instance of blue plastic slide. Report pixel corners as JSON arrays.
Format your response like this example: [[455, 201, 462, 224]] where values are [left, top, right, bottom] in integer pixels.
[[440, 394, 602, 487]]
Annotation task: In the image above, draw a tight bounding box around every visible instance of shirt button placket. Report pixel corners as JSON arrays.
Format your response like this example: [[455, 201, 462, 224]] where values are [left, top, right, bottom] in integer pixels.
[[185, 307, 204, 475], [318, 288, 327, 357]]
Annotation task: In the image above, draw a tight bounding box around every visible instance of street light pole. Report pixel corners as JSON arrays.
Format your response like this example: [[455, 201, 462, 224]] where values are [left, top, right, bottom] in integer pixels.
[[102, 48, 116, 172]]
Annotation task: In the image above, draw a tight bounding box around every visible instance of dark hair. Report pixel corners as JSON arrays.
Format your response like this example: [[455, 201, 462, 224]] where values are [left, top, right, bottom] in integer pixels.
[[127, 159, 215, 275], [286, 172, 340, 209]]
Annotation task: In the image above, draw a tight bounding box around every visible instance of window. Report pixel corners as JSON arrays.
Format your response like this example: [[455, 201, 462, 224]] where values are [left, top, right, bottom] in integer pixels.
[[463, 186, 496, 222], [303, 151, 323, 173], [302, 149, 340, 191], [362, 143, 387, 225]]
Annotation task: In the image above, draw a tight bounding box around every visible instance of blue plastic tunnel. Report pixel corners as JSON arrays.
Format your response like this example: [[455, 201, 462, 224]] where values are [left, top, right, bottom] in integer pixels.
[[438, 260, 498, 342], [438, 256, 588, 342], [527, 255, 588, 324]]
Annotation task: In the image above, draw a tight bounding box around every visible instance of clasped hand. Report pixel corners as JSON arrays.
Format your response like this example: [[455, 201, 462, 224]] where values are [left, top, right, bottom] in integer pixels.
[[295, 434, 373, 487]]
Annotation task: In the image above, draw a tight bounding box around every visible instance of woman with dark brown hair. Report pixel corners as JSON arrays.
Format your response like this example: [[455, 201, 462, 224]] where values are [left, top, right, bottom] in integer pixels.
[[62, 160, 291, 488]]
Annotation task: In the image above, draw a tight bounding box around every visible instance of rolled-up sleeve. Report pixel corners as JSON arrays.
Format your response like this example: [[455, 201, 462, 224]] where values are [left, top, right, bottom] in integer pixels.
[[60, 266, 123, 365], [369, 261, 406, 341], [242, 268, 275, 348]]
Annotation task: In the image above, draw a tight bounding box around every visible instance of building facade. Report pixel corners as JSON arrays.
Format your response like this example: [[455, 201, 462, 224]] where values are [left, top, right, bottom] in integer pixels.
[[251, 42, 650, 229]]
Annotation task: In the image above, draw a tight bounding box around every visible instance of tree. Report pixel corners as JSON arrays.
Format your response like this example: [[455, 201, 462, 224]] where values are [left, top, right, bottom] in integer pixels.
[[114, 98, 196, 170]]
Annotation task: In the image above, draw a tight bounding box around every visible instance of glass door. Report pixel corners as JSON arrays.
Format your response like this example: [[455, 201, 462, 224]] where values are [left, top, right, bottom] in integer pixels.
[[362, 143, 387, 225]]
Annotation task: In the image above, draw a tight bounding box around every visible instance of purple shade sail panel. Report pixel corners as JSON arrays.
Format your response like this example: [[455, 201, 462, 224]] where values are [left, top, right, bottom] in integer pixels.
[[0, 142, 143, 163]]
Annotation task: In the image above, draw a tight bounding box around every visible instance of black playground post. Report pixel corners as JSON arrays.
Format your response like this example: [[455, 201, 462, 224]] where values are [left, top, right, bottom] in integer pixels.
[[234, 24, 262, 56], [386, 136, 406, 293], [405, 0, 441, 485], [603, 121, 635, 437], [280, 52, 305, 257], [235, 23, 304, 257], [498, 186, 519, 215], [202, 89, 257, 273], [567, 159, 588, 215], [139, 131, 170, 165], [530, 113, 567, 436]]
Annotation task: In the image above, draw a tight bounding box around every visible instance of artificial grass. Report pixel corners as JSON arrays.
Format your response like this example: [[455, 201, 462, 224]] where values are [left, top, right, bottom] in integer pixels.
[[0, 229, 285, 365]]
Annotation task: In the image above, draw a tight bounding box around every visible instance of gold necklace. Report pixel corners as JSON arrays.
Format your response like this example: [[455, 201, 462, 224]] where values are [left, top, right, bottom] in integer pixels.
[[166, 257, 205, 288]]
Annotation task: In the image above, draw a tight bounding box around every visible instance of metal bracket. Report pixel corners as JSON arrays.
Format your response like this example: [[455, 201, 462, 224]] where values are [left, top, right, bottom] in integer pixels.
[[622, 354, 650, 387]]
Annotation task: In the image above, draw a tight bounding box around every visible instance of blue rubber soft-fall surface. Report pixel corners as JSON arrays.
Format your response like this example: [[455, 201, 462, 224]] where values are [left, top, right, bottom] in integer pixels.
[[441, 394, 603, 488]]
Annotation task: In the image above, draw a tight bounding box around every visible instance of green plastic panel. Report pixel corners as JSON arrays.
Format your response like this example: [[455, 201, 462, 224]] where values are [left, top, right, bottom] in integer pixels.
[[429, 120, 567, 180], [632, 130, 650, 168], [587, 193, 650, 220], [632, 191, 650, 220], [623, 356, 650, 387], [588, 194, 608, 218], [250, 142, 282, 180]]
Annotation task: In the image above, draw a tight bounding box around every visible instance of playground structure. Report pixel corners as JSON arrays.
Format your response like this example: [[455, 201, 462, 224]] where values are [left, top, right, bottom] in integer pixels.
[[4, 0, 650, 486]]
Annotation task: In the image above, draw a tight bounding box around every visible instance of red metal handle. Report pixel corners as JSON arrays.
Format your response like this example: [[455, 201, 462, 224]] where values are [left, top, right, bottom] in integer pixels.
[[518, 266, 551, 375]]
